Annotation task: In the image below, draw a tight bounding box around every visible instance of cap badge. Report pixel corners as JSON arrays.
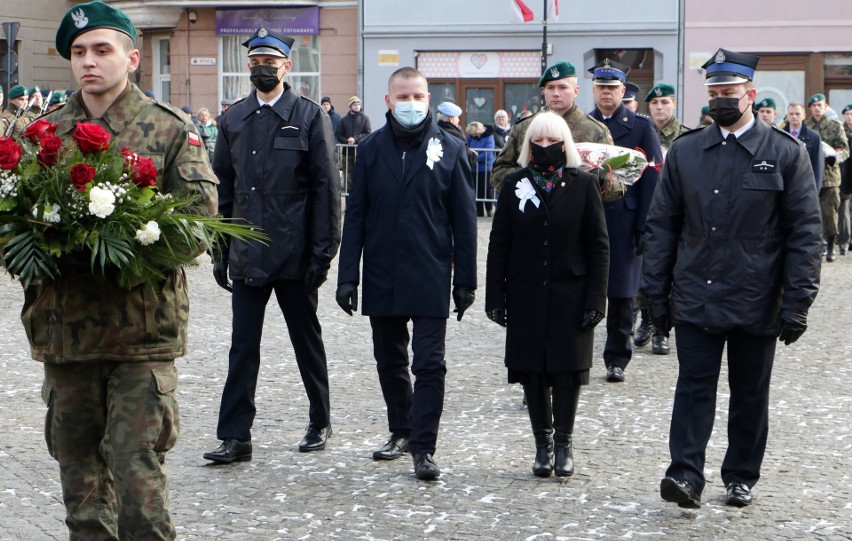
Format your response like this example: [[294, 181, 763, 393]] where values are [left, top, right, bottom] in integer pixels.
[[715, 50, 726, 64], [655, 87, 662, 96], [71, 9, 89, 29], [550, 67, 560, 78], [604, 59, 611, 68], [258, 26, 268, 38]]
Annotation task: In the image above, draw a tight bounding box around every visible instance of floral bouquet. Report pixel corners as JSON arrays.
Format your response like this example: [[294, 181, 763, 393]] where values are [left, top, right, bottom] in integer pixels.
[[576, 142, 653, 201], [0, 120, 266, 291]]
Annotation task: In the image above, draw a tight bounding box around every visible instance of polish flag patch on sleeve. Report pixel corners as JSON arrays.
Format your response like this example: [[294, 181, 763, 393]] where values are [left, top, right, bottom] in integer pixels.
[[188, 132, 202, 146]]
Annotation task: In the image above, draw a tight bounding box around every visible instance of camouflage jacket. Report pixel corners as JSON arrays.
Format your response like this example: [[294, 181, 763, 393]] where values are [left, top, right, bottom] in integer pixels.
[[655, 116, 690, 150], [21, 83, 219, 364], [490, 104, 613, 189], [0, 104, 30, 139], [806, 115, 850, 188]]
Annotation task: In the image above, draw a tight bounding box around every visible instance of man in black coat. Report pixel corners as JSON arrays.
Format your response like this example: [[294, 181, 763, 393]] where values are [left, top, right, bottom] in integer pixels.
[[336, 67, 477, 481], [588, 59, 663, 383], [204, 26, 341, 464], [642, 49, 822, 509], [780, 101, 824, 190]]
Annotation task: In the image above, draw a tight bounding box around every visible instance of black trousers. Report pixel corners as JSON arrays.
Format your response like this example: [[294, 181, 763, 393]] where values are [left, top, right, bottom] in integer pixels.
[[666, 324, 776, 494], [369, 316, 447, 455], [217, 280, 330, 441], [604, 297, 633, 369]]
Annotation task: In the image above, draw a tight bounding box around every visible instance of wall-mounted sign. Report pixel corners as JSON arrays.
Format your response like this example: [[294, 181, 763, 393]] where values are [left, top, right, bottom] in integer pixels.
[[191, 57, 217, 66], [378, 50, 400, 67], [216, 7, 319, 35]]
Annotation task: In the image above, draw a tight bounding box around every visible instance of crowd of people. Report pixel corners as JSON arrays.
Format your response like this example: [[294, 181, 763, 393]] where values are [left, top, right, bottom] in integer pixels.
[[0, 1, 837, 538]]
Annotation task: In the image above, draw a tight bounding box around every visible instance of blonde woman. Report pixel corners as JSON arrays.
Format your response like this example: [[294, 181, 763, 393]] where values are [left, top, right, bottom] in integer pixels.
[[485, 111, 609, 477]]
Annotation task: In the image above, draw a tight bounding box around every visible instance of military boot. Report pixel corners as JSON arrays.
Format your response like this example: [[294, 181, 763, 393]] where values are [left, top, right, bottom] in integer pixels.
[[827, 237, 837, 262], [633, 309, 653, 347], [652, 330, 670, 355]]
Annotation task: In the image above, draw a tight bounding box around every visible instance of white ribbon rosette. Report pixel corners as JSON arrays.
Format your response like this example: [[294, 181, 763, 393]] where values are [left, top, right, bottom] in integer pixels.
[[515, 177, 541, 212], [426, 138, 443, 170]]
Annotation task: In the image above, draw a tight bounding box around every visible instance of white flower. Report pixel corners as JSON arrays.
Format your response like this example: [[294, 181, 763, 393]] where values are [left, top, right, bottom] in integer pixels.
[[88, 186, 116, 218], [32, 203, 62, 223], [515, 177, 540, 213], [426, 137, 443, 170], [134, 220, 161, 245]]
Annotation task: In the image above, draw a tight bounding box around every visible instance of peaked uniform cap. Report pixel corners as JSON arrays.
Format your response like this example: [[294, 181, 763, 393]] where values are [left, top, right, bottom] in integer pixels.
[[701, 48, 759, 86], [589, 59, 630, 86], [538, 62, 576, 87], [644, 83, 676, 102], [623, 82, 641, 102], [242, 26, 295, 58], [56, 1, 137, 60]]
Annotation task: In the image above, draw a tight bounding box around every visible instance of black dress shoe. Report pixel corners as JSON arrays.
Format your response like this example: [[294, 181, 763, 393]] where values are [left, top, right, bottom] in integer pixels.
[[652, 332, 670, 355], [725, 482, 753, 507], [203, 438, 252, 464], [299, 425, 332, 452], [373, 434, 410, 460], [605, 366, 625, 382], [660, 477, 701, 508], [413, 453, 440, 480]]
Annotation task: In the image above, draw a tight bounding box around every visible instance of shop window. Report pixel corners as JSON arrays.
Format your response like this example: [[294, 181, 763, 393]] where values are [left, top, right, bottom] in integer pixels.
[[220, 35, 320, 103], [504, 83, 540, 122]]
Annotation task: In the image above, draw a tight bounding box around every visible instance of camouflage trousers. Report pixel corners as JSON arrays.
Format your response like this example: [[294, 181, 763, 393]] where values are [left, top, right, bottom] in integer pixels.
[[42, 361, 179, 541], [820, 186, 840, 239]]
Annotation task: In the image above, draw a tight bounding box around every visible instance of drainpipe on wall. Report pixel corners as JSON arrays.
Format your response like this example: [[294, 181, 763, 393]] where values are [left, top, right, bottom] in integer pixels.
[[357, 0, 363, 98]]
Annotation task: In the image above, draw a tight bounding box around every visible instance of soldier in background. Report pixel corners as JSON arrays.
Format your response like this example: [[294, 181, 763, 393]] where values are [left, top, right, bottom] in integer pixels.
[[698, 105, 714, 127], [491, 61, 613, 190], [47, 91, 67, 112], [24, 2, 218, 538], [622, 82, 641, 112], [24, 86, 43, 121], [646, 83, 690, 150], [1, 85, 31, 137], [756, 97, 778, 126], [806, 93, 850, 261]]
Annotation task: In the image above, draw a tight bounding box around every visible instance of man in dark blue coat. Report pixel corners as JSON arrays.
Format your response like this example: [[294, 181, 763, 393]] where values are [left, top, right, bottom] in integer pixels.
[[781, 101, 824, 189], [336, 67, 477, 481], [204, 26, 341, 464], [642, 49, 821, 509], [588, 59, 663, 383]]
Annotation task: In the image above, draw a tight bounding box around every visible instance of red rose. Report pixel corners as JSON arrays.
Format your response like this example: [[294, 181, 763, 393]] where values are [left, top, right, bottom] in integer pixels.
[[69, 163, 96, 192], [73, 123, 111, 154], [37, 134, 63, 167], [24, 119, 58, 144], [131, 155, 158, 187], [0, 137, 23, 170]]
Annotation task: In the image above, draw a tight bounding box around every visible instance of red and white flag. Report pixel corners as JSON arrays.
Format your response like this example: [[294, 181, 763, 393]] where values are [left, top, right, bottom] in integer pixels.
[[512, 0, 535, 22], [549, 0, 559, 22]]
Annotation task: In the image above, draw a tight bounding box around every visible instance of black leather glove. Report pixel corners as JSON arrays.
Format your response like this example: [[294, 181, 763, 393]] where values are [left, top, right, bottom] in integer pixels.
[[580, 309, 604, 329], [304, 260, 330, 292], [634, 230, 645, 256], [649, 301, 672, 337], [452, 286, 475, 321], [778, 310, 808, 345], [335, 282, 358, 316], [212, 258, 232, 292], [826, 155, 837, 167], [486, 308, 507, 327]]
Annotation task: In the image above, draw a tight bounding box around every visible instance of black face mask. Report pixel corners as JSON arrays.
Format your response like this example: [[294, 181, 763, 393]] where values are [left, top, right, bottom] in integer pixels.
[[530, 142, 567, 174], [707, 95, 746, 127], [250, 65, 281, 93]]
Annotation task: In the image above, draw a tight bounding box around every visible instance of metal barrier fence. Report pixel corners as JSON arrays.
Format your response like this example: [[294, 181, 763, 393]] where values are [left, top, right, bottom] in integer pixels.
[[337, 144, 501, 205]]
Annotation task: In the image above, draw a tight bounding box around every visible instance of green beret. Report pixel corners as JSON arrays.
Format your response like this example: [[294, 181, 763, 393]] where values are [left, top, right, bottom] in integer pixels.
[[808, 93, 826, 106], [756, 97, 776, 110], [28, 86, 40, 95], [49, 92, 67, 106], [56, 1, 136, 60], [700, 105, 710, 115], [843, 105, 852, 115], [644, 83, 676, 102], [538, 62, 576, 87], [7, 85, 27, 99]]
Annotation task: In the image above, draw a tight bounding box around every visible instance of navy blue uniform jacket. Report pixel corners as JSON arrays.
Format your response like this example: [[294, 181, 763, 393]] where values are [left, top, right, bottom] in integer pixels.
[[783, 122, 824, 189], [590, 104, 663, 298], [337, 120, 477, 317]]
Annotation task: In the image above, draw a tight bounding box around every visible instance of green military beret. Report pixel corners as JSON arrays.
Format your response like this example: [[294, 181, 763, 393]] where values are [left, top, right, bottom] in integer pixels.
[[756, 97, 776, 110], [843, 104, 852, 115], [538, 61, 576, 87], [700, 105, 710, 115], [49, 92, 67, 106], [644, 83, 676, 102], [808, 93, 826, 106], [56, 1, 137, 60], [7, 85, 28, 99], [28, 86, 40, 96]]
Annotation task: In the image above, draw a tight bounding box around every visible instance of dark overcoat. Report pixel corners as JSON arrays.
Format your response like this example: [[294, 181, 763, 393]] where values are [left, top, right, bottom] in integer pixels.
[[782, 122, 824, 189], [590, 104, 662, 298], [213, 84, 341, 286], [485, 168, 609, 374], [641, 121, 822, 335], [337, 120, 477, 317]]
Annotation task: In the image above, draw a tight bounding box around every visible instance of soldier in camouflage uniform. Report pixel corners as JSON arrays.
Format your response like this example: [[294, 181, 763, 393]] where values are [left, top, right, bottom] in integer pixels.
[[806, 93, 850, 260], [646, 83, 690, 150], [0, 84, 31, 138], [24, 86, 44, 121], [756, 97, 778, 127], [491, 61, 613, 191], [21, 2, 218, 539]]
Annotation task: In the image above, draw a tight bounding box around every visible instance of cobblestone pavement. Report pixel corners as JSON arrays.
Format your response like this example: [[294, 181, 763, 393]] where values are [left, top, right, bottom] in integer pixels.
[[0, 219, 850, 540]]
